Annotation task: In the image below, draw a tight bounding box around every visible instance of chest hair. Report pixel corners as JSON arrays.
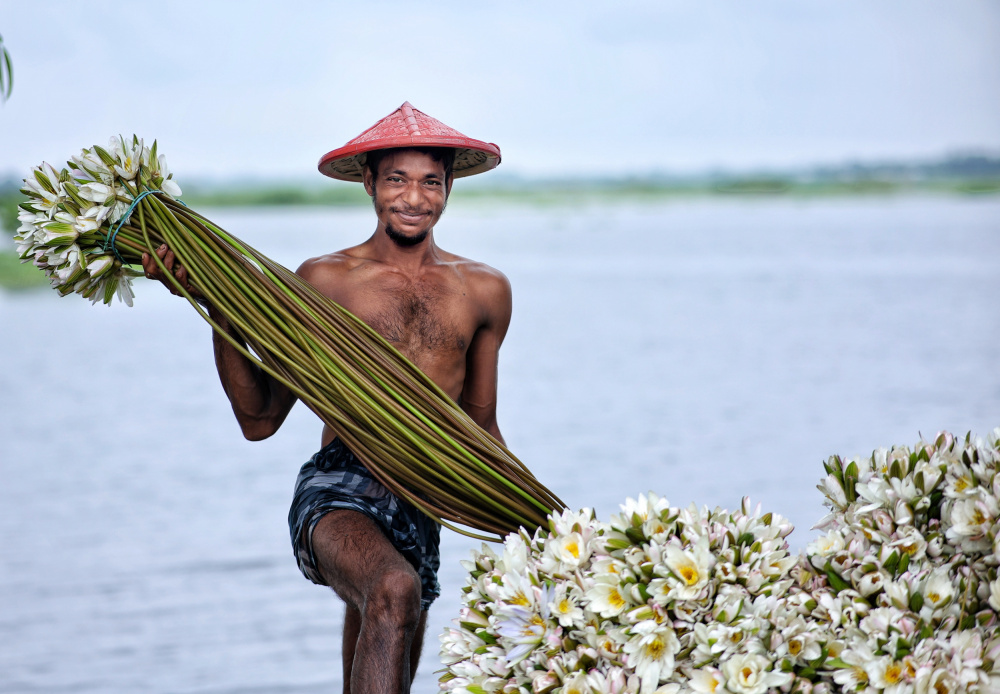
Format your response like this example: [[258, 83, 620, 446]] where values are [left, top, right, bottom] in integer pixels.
[[366, 286, 466, 353]]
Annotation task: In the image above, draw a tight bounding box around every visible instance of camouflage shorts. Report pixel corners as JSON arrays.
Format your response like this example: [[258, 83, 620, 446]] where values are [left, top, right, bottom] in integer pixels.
[[288, 439, 441, 610]]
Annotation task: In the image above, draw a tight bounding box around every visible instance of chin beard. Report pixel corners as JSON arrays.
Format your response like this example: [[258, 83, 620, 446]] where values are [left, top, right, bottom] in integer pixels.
[[384, 224, 429, 247]]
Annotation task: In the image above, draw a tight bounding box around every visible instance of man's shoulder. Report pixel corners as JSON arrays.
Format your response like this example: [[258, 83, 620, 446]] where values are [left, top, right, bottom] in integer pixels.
[[296, 247, 370, 280], [445, 254, 511, 297]]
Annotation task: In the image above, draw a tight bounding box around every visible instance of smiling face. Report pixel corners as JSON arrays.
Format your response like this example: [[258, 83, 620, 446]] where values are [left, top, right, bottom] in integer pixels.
[[362, 148, 453, 247]]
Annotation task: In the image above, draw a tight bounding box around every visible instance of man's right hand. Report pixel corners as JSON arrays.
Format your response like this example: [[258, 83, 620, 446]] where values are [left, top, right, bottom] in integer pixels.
[[141, 244, 205, 303]]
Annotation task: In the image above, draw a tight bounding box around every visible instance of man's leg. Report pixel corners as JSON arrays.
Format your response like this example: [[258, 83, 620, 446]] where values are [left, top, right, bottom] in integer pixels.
[[408, 611, 428, 681], [311, 509, 423, 694], [342, 607, 428, 686]]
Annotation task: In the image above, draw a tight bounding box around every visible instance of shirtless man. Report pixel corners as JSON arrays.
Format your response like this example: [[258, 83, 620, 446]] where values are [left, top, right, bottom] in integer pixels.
[[142, 105, 508, 693]]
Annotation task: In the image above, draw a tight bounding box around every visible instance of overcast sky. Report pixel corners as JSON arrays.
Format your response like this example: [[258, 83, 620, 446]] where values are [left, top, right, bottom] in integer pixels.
[[1, 1, 999, 181]]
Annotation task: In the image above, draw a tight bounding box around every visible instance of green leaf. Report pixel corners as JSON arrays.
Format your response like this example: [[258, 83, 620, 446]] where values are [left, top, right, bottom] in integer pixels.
[[825, 563, 851, 593], [0, 34, 12, 102], [845, 460, 859, 480], [908, 591, 924, 612]]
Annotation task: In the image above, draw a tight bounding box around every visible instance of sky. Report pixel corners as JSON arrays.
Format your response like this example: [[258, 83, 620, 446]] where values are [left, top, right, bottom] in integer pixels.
[[1, 1, 999, 181]]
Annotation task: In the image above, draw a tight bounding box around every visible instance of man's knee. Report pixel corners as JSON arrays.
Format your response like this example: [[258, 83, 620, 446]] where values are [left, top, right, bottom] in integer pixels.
[[367, 567, 422, 629]]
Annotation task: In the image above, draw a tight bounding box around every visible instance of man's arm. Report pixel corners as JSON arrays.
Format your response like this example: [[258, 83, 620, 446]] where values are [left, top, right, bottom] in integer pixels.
[[460, 268, 512, 445], [141, 244, 297, 441]]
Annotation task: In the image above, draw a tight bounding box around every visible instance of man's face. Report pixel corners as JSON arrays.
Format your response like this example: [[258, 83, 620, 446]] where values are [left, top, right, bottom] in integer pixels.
[[363, 149, 451, 247]]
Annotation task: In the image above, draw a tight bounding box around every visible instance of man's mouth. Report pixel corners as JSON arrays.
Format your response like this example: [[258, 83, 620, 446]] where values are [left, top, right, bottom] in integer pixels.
[[392, 209, 427, 225]]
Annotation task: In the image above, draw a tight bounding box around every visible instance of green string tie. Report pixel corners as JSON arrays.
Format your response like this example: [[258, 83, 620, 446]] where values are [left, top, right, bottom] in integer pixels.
[[103, 190, 181, 263]]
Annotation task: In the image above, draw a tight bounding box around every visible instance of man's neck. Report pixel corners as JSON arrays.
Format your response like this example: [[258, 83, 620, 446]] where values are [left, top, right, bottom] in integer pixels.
[[368, 226, 441, 273]]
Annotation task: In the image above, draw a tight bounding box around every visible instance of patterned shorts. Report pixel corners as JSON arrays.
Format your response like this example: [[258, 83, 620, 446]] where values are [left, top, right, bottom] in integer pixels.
[[288, 439, 441, 610]]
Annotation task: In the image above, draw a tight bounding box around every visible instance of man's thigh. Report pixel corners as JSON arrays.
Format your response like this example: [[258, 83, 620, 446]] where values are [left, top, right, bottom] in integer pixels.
[[310, 509, 419, 609]]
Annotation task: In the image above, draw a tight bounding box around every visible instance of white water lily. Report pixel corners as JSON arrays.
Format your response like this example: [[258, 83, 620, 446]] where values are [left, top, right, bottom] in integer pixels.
[[545, 531, 590, 570], [661, 536, 713, 601], [721, 653, 790, 694], [688, 668, 726, 694], [78, 181, 116, 205], [151, 153, 183, 197], [442, 430, 1000, 693], [947, 493, 997, 542], [111, 135, 143, 180], [548, 583, 584, 628], [622, 620, 680, 694], [586, 574, 631, 618]]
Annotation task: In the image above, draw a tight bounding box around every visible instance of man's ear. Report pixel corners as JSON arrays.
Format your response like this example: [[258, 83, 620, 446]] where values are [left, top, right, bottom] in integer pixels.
[[362, 166, 375, 197], [445, 172, 454, 199]]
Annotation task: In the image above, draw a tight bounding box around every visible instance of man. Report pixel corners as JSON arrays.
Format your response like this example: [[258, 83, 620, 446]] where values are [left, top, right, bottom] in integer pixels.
[[142, 103, 509, 693]]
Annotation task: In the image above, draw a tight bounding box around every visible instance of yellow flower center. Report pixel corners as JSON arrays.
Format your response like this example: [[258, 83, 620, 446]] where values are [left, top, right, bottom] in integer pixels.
[[884, 663, 903, 684], [645, 637, 666, 660], [928, 591, 941, 603], [788, 639, 803, 656], [900, 542, 918, 555], [971, 508, 987, 525], [510, 591, 530, 606], [565, 540, 580, 558], [741, 666, 755, 681], [679, 565, 699, 585], [558, 599, 571, 614], [608, 589, 625, 609], [955, 477, 970, 492]]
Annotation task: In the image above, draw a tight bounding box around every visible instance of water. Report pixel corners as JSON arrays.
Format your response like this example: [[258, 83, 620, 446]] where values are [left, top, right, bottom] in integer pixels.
[[1, 196, 998, 692]]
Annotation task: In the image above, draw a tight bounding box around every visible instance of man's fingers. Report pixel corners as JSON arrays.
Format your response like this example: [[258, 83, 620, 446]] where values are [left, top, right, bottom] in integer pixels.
[[141, 252, 158, 280], [143, 245, 197, 299]]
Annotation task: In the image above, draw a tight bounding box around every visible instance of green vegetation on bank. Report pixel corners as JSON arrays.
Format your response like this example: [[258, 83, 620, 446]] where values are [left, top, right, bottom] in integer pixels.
[[3, 153, 998, 290], [0, 246, 48, 289]]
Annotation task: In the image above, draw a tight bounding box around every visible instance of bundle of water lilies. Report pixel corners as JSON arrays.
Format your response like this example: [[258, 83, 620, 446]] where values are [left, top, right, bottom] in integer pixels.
[[440, 428, 1000, 693], [15, 136, 563, 541]]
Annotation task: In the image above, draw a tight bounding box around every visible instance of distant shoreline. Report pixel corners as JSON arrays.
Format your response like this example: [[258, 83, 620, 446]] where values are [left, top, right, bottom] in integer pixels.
[[4, 151, 999, 233], [173, 176, 1000, 209], [2, 186, 998, 292]]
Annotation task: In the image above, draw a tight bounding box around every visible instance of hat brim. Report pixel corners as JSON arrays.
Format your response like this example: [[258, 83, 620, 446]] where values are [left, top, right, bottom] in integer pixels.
[[318, 137, 501, 182]]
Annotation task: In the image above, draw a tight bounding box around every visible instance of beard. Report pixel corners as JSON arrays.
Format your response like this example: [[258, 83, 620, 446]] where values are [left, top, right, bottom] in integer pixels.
[[384, 223, 429, 247], [371, 186, 444, 248]]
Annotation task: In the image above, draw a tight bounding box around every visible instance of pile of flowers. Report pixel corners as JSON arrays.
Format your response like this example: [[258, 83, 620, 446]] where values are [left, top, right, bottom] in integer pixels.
[[15, 136, 182, 305], [440, 428, 1000, 693]]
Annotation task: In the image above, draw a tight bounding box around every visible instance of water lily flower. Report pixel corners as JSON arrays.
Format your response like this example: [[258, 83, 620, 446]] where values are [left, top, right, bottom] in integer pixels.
[[946, 493, 997, 543], [720, 653, 790, 694], [548, 583, 585, 628], [586, 575, 630, 618], [111, 136, 144, 180], [544, 531, 591, 571], [621, 620, 680, 694], [494, 605, 548, 665], [78, 181, 117, 205], [662, 537, 713, 601]]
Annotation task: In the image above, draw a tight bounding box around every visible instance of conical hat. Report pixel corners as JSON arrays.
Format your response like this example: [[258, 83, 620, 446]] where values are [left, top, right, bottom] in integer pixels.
[[318, 102, 501, 182]]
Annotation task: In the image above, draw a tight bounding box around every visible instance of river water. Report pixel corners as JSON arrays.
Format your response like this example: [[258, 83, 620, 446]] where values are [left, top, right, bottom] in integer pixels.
[[1, 196, 998, 692]]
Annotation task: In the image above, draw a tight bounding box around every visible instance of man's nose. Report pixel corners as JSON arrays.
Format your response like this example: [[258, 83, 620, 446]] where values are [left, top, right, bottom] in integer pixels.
[[402, 181, 424, 206]]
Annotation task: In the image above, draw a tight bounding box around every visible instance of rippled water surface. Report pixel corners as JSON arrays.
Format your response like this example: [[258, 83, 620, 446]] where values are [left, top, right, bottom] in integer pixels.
[[2, 197, 999, 692]]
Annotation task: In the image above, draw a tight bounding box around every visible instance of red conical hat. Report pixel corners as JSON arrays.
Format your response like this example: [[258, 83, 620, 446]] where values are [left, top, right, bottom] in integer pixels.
[[318, 102, 501, 182]]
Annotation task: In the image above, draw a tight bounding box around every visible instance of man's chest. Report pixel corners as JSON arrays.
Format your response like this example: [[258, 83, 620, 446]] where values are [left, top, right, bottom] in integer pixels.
[[336, 274, 481, 362]]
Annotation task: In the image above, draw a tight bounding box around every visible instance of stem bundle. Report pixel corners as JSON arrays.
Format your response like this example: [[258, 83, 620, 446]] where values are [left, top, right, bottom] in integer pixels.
[[123, 193, 565, 541]]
